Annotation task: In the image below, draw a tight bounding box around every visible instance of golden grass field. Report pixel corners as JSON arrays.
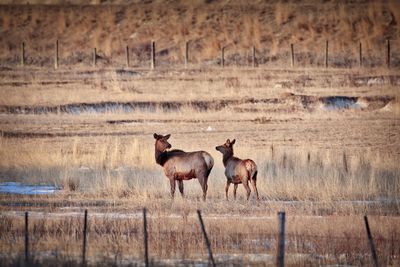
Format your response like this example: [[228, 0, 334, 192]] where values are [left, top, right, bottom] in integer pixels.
[[0, 0, 400, 266]]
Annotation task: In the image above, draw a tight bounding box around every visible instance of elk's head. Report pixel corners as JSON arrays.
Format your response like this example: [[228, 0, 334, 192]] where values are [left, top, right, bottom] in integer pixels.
[[215, 139, 235, 156], [154, 133, 172, 152]]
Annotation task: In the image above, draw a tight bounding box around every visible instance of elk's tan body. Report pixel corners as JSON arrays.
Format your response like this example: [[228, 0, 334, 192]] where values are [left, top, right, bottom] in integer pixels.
[[154, 133, 214, 200], [216, 139, 259, 200]]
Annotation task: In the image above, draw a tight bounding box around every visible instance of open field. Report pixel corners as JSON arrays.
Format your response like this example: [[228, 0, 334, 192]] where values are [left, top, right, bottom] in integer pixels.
[[1, 66, 399, 199], [0, 65, 399, 266], [1, 0, 400, 266]]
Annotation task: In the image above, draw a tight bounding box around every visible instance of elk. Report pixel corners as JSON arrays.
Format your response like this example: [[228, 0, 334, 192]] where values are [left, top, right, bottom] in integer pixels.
[[153, 133, 214, 200], [215, 139, 259, 200]]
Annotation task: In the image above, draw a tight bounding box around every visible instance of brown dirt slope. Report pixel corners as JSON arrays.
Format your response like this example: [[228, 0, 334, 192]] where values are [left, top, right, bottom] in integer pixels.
[[0, 0, 399, 67]]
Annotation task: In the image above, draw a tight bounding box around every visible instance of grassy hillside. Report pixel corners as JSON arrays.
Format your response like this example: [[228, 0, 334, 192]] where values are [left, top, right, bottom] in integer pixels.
[[0, 0, 399, 68]]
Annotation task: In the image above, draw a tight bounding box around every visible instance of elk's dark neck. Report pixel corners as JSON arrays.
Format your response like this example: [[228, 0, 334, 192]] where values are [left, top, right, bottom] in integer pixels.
[[155, 148, 168, 166], [222, 151, 234, 167]]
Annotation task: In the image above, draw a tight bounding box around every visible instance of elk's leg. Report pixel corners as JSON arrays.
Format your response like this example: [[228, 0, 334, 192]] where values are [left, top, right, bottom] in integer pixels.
[[178, 180, 184, 197], [198, 176, 208, 201], [251, 179, 259, 200], [225, 181, 231, 200], [243, 181, 251, 200], [202, 180, 208, 201], [169, 178, 176, 199], [233, 184, 238, 200]]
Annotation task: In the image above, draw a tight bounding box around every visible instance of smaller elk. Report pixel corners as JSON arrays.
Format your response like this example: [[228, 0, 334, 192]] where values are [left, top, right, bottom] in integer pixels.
[[153, 133, 214, 200], [216, 139, 259, 200]]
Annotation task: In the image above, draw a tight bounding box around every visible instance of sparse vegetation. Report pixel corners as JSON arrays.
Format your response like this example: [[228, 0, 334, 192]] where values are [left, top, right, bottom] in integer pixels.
[[0, 210, 399, 266], [0, 0, 399, 68], [0, 1, 399, 266]]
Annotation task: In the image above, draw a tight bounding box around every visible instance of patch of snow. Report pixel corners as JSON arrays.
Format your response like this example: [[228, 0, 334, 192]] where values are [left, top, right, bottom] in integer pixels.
[[367, 77, 385, 86], [356, 99, 369, 109], [78, 166, 91, 170]]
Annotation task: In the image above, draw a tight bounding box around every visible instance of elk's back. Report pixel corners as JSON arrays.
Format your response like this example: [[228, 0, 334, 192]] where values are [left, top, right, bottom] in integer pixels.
[[163, 151, 213, 180]]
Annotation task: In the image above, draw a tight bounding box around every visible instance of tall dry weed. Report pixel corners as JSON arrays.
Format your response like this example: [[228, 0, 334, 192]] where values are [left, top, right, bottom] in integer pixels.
[[2, 135, 396, 201]]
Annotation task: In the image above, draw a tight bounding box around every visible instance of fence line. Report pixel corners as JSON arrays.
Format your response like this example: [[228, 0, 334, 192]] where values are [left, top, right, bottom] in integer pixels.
[[93, 48, 97, 67], [54, 40, 59, 69], [387, 39, 391, 69], [364, 216, 379, 267], [185, 41, 189, 68], [20, 42, 25, 67], [25, 211, 29, 264], [126, 45, 129, 68], [150, 41, 155, 69], [276, 211, 286, 267], [11, 39, 398, 69], [14, 209, 394, 266], [221, 46, 225, 67], [143, 208, 149, 267], [252, 45, 256, 67], [325, 40, 329, 68], [82, 209, 88, 266], [197, 210, 216, 267], [290, 43, 294, 68]]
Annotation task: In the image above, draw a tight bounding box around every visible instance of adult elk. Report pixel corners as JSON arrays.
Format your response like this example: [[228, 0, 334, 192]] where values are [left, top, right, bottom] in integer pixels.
[[215, 139, 259, 200], [153, 133, 214, 200]]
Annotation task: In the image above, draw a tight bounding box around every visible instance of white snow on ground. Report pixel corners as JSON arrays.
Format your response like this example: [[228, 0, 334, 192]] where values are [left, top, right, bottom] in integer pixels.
[[0, 182, 60, 195]]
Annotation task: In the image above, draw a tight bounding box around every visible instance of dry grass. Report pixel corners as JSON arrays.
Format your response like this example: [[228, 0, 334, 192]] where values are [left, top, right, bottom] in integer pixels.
[[0, 66, 399, 202], [0, 1, 399, 68], [0, 133, 399, 202], [0, 210, 399, 266], [1, 66, 399, 106], [0, 1, 399, 265]]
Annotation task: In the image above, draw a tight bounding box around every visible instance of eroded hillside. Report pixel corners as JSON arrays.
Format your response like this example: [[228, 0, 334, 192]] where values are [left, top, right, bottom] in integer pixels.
[[0, 0, 399, 67]]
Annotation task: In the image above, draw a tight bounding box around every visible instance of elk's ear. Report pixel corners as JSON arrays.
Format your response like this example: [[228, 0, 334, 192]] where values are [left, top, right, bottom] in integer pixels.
[[164, 134, 171, 140], [231, 139, 236, 145], [153, 133, 160, 139], [226, 139, 230, 145]]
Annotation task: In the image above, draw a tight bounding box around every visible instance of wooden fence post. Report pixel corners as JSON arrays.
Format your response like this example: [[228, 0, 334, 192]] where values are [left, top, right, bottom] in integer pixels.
[[342, 151, 349, 174], [185, 41, 189, 68], [55, 40, 59, 69], [21, 42, 25, 66], [126, 45, 129, 68], [143, 208, 149, 267], [151, 41, 155, 69], [359, 42, 363, 67], [197, 210, 216, 267], [325, 40, 329, 68], [276, 211, 286, 267], [387, 39, 390, 69], [221, 46, 225, 68], [364, 216, 379, 267], [271, 144, 274, 160], [252, 46, 256, 67], [290, 44, 294, 67], [25, 212, 29, 264], [93, 48, 97, 67], [82, 209, 88, 266]]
